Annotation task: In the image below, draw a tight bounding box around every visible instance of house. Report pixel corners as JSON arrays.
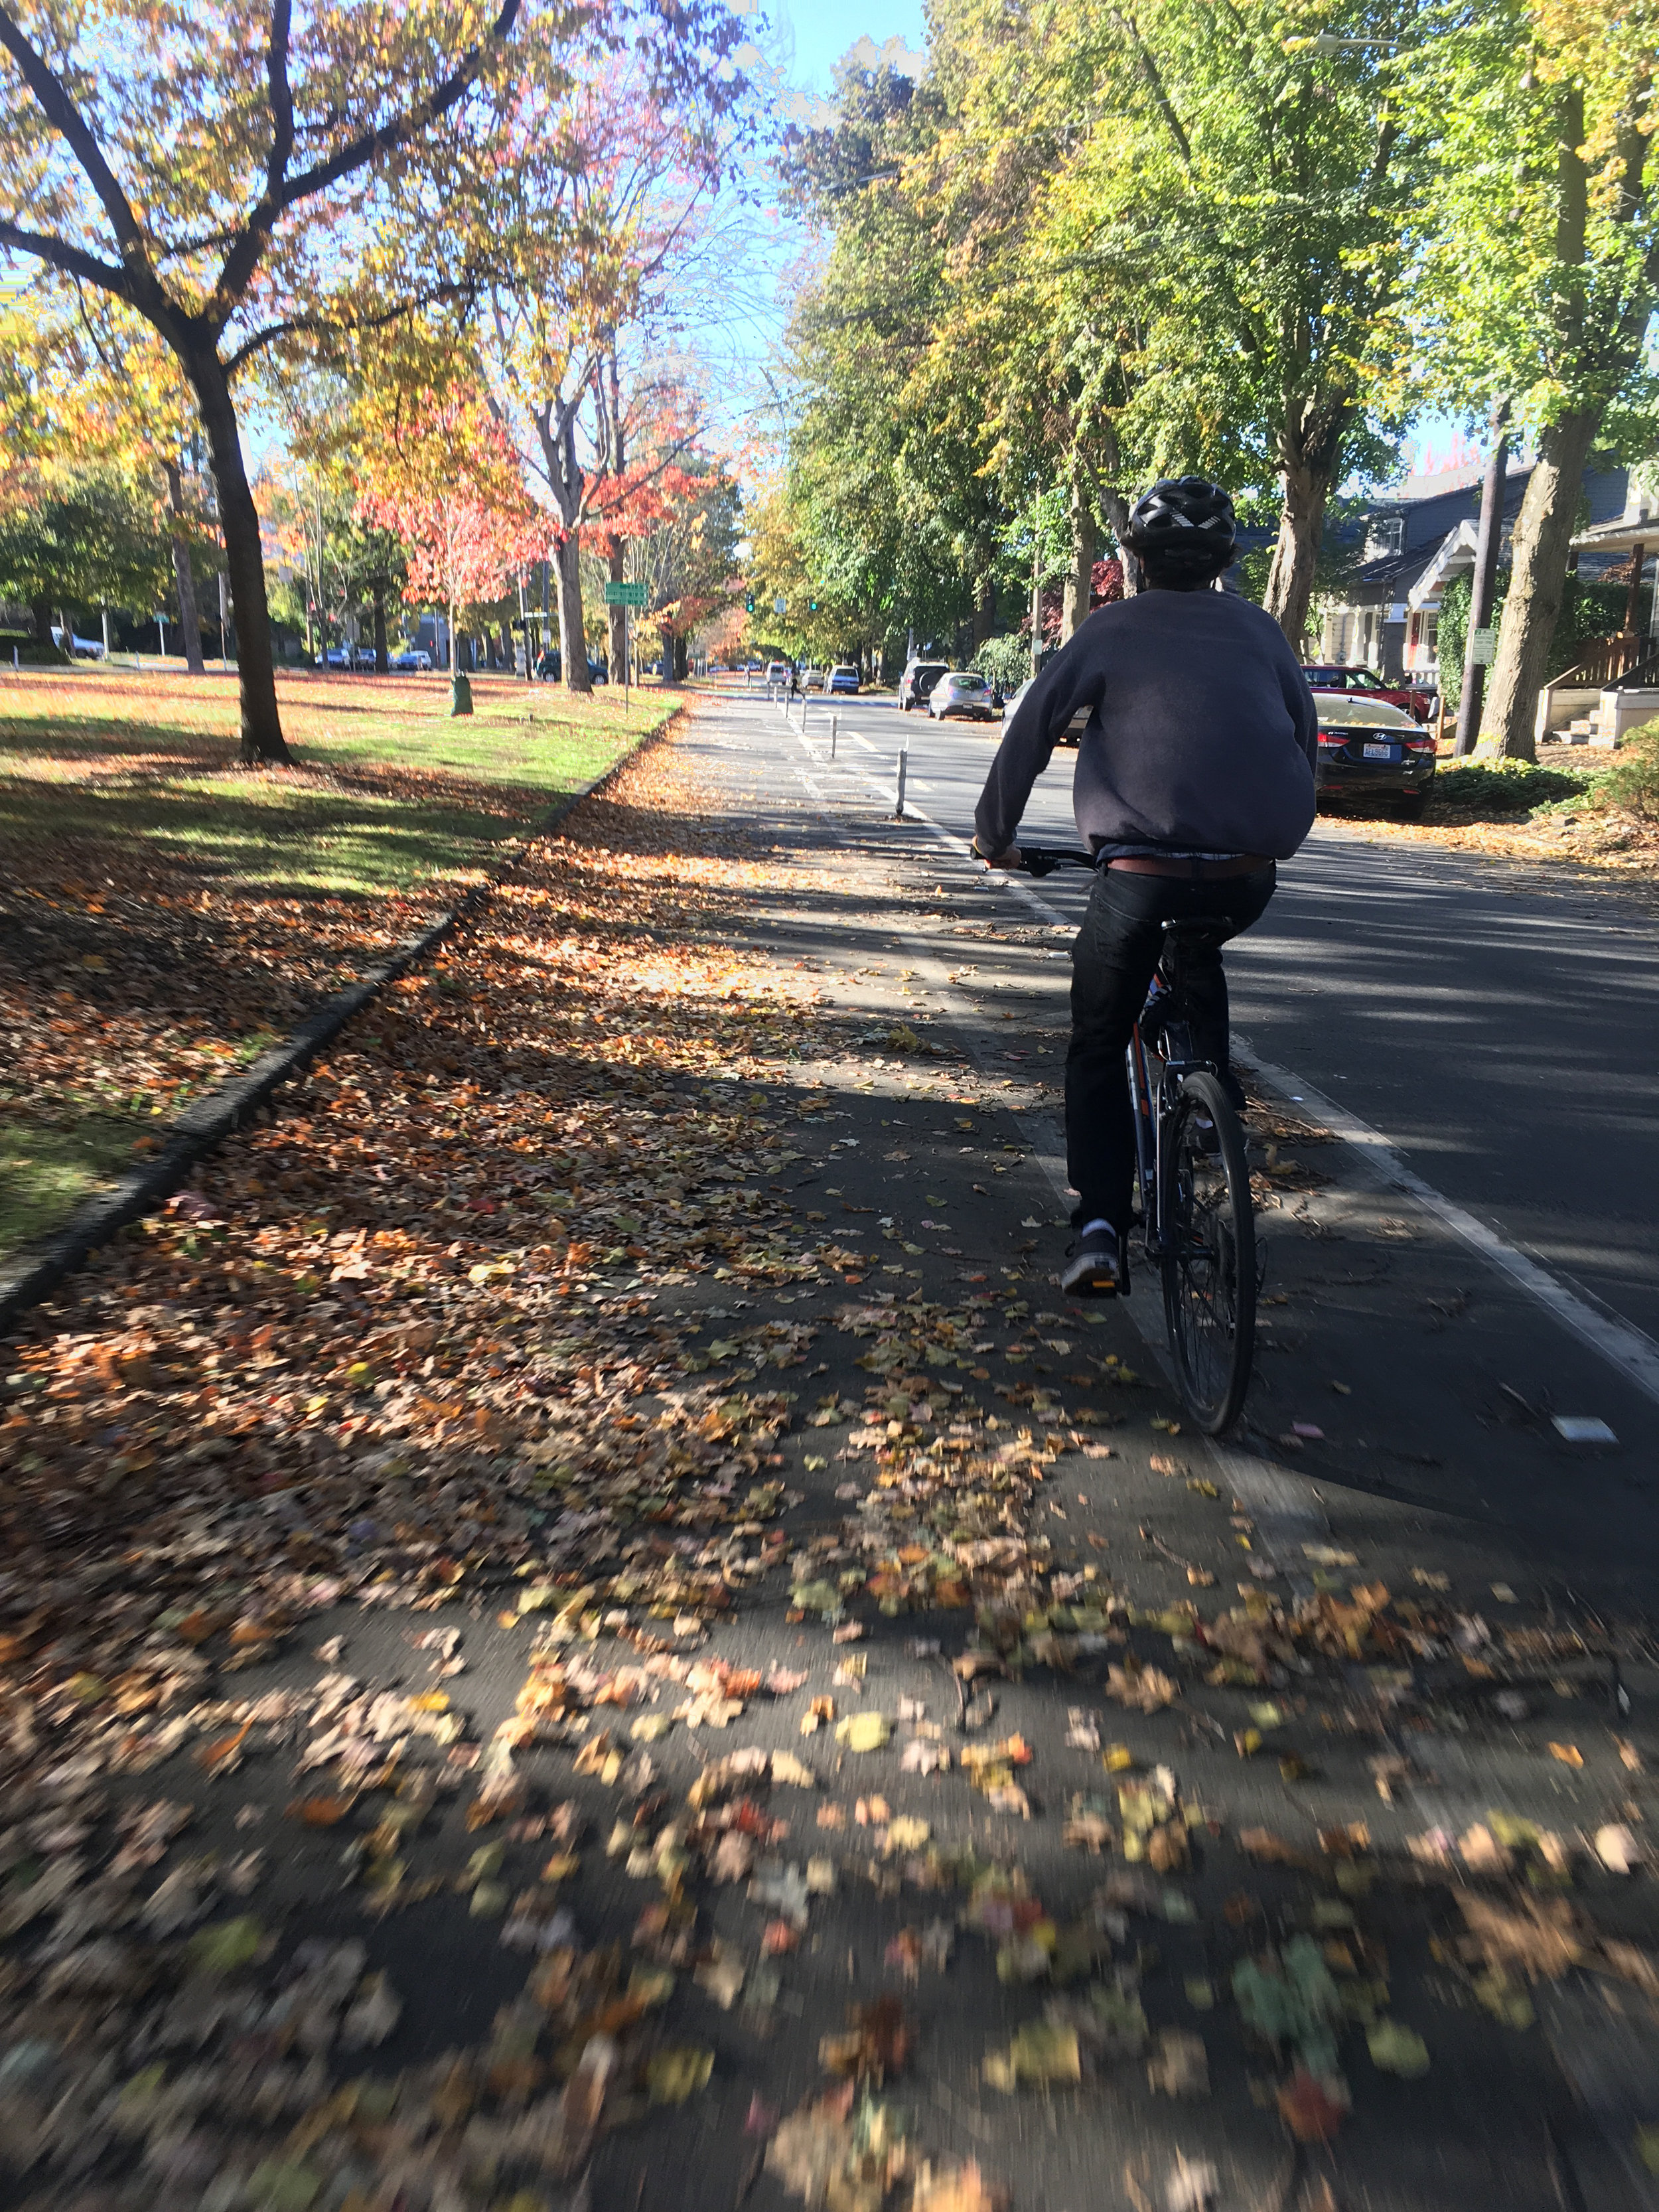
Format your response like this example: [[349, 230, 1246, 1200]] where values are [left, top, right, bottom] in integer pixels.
[[1314, 457, 1635, 684]]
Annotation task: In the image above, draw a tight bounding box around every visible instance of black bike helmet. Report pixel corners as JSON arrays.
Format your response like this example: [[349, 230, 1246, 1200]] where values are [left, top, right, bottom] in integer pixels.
[[1123, 476, 1237, 575]]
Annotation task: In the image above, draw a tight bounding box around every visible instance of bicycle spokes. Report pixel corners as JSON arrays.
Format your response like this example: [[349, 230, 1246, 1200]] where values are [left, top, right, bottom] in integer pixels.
[[1161, 1072, 1256, 1434]]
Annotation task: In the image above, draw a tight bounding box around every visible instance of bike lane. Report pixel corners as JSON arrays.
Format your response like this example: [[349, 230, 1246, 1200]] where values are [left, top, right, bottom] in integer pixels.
[[636, 691, 1659, 2212]]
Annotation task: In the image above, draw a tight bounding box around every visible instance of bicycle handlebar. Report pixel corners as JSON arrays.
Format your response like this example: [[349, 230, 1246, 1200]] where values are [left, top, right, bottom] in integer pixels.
[[1003, 844, 1096, 877]]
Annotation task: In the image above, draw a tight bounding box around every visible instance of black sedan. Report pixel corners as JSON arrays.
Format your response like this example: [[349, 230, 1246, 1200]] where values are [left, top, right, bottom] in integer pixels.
[[1312, 692, 1438, 815], [927, 670, 998, 722]]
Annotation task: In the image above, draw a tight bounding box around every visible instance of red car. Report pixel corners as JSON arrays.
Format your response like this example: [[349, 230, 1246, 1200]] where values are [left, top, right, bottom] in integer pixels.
[[1301, 663, 1437, 724]]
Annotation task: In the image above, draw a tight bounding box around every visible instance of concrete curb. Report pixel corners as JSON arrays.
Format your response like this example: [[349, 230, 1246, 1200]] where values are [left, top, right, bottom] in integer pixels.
[[0, 707, 681, 1340]]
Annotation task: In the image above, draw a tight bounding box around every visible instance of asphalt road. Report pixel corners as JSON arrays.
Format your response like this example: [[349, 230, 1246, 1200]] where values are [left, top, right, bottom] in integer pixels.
[[762, 680, 1659, 1362]]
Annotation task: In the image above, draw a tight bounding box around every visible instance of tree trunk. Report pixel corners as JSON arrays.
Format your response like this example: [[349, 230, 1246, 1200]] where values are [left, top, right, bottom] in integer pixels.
[[1264, 455, 1333, 654], [1482, 407, 1601, 761], [1061, 482, 1097, 644], [673, 630, 689, 682], [449, 591, 472, 715], [182, 348, 288, 762], [605, 536, 626, 680], [372, 585, 388, 674], [31, 597, 54, 650], [161, 460, 205, 674], [555, 530, 591, 694], [973, 569, 996, 646], [1100, 489, 1137, 597]]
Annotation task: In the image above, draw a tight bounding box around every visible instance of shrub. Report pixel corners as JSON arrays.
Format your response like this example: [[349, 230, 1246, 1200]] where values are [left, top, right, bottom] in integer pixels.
[[970, 633, 1030, 693], [1593, 717, 1659, 822], [1431, 757, 1593, 813], [0, 632, 72, 666]]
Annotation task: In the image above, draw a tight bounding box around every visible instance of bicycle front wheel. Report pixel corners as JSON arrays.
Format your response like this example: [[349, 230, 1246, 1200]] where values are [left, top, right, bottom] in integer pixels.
[[1159, 1070, 1257, 1434]]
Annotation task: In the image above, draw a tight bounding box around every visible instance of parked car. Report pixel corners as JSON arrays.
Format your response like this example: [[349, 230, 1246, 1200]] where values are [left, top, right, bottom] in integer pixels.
[[999, 676, 1090, 745], [828, 664, 861, 694], [52, 627, 104, 658], [899, 656, 949, 711], [927, 670, 998, 722], [1311, 692, 1437, 814], [1302, 662, 1436, 725], [352, 642, 380, 671], [316, 644, 353, 669], [388, 646, 432, 672]]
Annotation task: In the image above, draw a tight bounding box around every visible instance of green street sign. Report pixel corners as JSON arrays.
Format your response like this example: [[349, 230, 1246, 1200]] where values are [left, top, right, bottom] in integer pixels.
[[604, 581, 647, 607]]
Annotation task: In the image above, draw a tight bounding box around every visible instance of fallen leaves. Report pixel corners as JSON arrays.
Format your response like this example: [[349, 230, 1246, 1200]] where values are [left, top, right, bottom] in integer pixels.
[[820, 1996, 912, 2083], [835, 1711, 891, 1753]]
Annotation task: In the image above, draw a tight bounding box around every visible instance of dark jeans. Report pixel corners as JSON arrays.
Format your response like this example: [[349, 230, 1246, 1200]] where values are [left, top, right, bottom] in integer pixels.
[[1066, 863, 1277, 1230]]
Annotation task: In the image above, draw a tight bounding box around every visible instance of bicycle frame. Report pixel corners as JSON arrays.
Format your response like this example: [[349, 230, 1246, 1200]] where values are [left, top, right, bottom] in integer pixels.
[[982, 844, 1223, 1262], [1127, 944, 1220, 1261]]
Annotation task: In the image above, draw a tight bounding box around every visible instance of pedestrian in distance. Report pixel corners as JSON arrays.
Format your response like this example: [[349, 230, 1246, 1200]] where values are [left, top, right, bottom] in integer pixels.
[[969, 477, 1319, 1299]]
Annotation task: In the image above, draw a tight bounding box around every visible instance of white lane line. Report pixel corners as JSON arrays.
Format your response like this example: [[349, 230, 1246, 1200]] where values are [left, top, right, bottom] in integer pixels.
[[790, 727, 1074, 931], [1236, 1045, 1659, 1409]]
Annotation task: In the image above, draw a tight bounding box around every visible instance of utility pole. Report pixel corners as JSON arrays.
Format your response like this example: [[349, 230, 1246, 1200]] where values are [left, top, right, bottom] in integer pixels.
[[1454, 400, 1510, 757]]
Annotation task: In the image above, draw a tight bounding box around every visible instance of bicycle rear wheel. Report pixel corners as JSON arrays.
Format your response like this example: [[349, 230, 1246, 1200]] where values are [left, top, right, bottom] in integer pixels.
[[1159, 1069, 1257, 1434]]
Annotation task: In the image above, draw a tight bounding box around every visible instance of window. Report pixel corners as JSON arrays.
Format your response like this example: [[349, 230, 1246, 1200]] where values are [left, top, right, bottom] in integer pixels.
[[1363, 516, 1406, 561]]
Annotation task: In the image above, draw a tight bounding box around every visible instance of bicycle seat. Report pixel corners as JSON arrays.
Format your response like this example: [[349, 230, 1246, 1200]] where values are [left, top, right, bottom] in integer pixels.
[[1159, 919, 1230, 946]]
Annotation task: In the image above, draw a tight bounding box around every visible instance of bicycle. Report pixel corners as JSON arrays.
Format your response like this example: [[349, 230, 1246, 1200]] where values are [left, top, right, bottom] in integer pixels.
[[1004, 845, 1258, 1434]]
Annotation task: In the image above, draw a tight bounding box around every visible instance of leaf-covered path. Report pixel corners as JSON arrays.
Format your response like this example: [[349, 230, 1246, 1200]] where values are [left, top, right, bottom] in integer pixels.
[[3, 696, 1657, 2212]]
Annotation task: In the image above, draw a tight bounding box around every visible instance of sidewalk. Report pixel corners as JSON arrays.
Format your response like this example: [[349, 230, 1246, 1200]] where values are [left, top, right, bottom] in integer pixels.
[[0, 694, 1655, 2212]]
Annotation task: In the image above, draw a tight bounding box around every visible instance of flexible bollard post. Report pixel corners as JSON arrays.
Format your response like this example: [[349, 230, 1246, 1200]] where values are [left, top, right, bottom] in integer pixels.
[[895, 741, 908, 819], [830, 713, 837, 759]]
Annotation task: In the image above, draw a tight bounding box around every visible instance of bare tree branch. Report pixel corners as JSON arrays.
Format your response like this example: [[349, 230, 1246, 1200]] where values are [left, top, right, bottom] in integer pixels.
[[265, 0, 297, 198], [220, 272, 481, 374], [270, 0, 521, 217], [0, 214, 135, 297], [0, 6, 153, 274], [1111, 13, 1192, 173]]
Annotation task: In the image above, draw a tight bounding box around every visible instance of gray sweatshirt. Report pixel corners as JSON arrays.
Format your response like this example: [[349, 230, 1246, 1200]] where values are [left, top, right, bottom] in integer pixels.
[[974, 589, 1319, 861]]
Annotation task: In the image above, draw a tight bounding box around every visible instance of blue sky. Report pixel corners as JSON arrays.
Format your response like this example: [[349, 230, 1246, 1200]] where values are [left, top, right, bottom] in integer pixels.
[[768, 0, 928, 100]]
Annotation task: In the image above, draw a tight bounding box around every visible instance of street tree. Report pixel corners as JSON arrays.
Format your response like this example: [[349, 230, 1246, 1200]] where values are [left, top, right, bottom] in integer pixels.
[[358, 370, 545, 714], [0, 463, 172, 648], [478, 47, 747, 694], [0, 0, 551, 758], [1404, 0, 1659, 757], [2, 286, 222, 664], [0, 0, 750, 757], [628, 459, 741, 678], [784, 52, 1013, 661], [1031, 0, 1423, 650]]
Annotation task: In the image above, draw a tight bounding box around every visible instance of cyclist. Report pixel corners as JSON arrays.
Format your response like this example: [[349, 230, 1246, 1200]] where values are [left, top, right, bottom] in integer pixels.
[[970, 477, 1317, 1298]]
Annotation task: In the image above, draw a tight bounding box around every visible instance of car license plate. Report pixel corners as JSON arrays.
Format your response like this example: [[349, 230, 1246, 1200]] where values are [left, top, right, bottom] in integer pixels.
[[1362, 741, 1398, 761]]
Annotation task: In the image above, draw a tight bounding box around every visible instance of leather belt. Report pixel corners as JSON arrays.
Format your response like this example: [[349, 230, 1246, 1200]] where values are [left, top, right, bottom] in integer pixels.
[[1106, 853, 1271, 879]]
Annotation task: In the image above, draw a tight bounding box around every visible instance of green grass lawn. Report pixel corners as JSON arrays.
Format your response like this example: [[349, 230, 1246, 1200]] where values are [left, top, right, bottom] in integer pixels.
[[0, 667, 678, 900], [0, 667, 684, 1261]]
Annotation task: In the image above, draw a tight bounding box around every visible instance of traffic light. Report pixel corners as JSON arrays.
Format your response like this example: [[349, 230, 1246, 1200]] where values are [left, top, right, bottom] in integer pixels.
[[808, 599, 819, 612], [745, 592, 755, 614]]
